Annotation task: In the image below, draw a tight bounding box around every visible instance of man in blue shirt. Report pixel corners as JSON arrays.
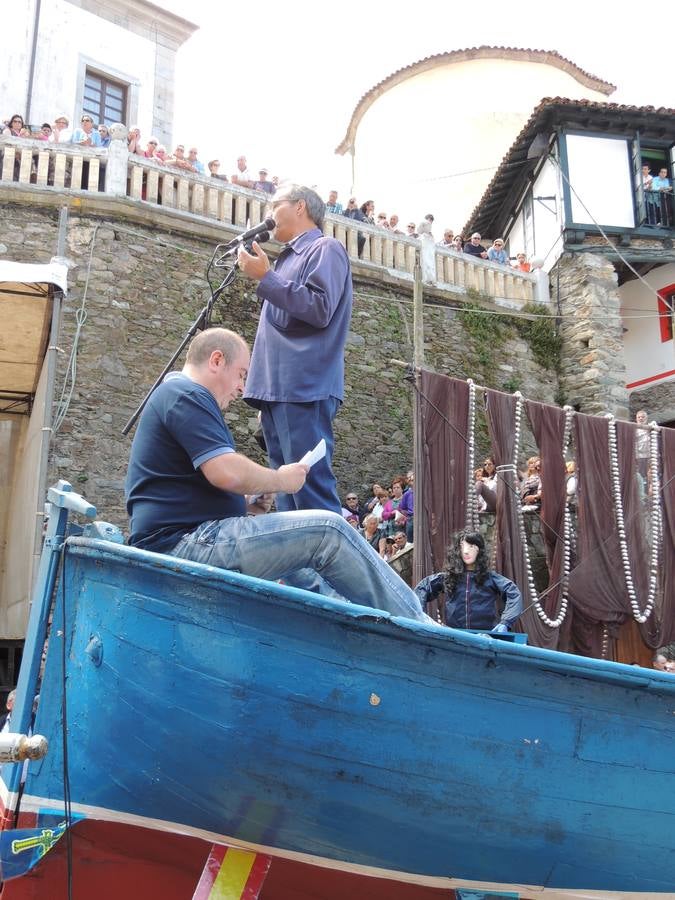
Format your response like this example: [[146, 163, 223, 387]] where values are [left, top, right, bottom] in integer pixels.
[[238, 185, 352, 514], [125, 327, 426, 622], [325, 190, 343, 215]]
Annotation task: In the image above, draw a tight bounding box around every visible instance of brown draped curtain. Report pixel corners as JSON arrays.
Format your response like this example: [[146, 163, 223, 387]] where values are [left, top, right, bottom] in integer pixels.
[[418, 370, 469, 577], [567, 414, 670, 654], [415, 370, 674, 659], [523, 401, 570, 649], [483, 388, 527, 596], [660, 426, 675, 646]]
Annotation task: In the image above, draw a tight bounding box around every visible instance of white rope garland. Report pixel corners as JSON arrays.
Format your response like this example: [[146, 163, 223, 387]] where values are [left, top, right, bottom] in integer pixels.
[[466, 379, 479, 531], [605, 414, 662, 624], [511, 393, 572, 629]]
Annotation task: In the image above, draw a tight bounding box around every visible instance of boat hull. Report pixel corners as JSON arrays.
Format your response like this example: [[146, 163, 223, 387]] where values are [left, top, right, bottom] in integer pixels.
[[3, 538, 675, 897]]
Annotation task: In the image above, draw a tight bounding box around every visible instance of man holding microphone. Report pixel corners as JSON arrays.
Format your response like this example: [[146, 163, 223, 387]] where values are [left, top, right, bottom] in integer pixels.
[[237, 185, 352, 514]]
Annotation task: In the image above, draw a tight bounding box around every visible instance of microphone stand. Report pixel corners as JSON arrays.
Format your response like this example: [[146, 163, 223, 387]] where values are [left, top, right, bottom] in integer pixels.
[[121, 241, 241, 436]]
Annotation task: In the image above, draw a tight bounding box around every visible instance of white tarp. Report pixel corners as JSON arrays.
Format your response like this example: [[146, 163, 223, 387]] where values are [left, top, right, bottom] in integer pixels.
[[0, 259, 69, 294]]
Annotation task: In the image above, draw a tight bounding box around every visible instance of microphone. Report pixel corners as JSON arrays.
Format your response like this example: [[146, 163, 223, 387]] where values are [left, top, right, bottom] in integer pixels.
[[242, 231, 269, 253], [225, 218, 276, 249]]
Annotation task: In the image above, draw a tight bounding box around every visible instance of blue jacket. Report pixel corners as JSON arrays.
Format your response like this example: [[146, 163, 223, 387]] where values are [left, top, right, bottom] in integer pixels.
[[244, 228, 352, 405], [414, 570, 523, 630]]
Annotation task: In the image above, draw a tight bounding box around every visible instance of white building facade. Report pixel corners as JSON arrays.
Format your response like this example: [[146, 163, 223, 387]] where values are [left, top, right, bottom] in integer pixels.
[[2, 0, 197, 148], [335, 48, 614, 231]]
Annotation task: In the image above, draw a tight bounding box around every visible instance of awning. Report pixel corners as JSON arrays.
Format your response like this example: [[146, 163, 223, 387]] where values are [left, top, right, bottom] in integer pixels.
[[0, 261, 68, 413]]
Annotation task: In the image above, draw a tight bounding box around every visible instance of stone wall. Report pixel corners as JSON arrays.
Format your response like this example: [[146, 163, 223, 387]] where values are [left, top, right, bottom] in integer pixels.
[[629, 381, 675, 425], [554, 252, 629, 417], [1, 197, 561, 534]]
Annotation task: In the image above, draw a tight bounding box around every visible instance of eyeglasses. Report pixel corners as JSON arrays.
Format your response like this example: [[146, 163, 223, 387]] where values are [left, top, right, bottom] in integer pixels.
[[346, 496, 357, 501]]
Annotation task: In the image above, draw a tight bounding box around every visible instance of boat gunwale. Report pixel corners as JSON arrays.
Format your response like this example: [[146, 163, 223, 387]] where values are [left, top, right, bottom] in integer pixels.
[[64, 536, 675, 695]]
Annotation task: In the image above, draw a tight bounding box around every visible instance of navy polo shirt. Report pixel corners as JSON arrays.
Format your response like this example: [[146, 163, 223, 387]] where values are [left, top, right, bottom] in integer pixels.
[[125, 373, 246, 553]]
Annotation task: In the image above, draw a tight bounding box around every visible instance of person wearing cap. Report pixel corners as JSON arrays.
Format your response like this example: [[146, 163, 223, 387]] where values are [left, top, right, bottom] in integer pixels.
[[71, 114, 101, 147], [238, 184, 353, 514], [253, 168, 275, 195]]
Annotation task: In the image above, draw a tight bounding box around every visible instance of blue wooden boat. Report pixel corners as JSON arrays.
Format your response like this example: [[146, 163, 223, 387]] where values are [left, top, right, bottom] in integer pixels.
[[0, 481, 674, 899]]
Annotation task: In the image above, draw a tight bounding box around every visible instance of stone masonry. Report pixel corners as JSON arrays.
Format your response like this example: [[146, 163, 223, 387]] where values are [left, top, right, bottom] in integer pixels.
[[2, 198, 561, 535], [554, 252, 629, 418]]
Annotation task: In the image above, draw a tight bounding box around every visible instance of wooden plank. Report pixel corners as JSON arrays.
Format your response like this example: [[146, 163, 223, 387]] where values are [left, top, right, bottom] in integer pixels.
[[0, 291, 51, 393]]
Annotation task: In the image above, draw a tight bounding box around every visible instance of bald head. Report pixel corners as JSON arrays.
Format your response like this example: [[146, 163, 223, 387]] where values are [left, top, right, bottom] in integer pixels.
[[185, 328, 248, 369]]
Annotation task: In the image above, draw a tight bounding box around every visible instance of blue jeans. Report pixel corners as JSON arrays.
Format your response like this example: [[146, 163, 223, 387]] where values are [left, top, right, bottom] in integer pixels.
[[169, 510, 426, 621], [259, 399, 341, 513]]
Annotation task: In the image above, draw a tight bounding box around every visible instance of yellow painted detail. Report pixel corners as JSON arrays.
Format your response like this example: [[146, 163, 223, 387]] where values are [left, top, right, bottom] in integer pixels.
[[210, 848, 256, 899]]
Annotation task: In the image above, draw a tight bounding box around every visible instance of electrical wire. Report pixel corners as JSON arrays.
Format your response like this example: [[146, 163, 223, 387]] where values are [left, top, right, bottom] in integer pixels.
[[53, 225, 99, 434], [353, 287, 670, 321], [549, 153, 673, 310]]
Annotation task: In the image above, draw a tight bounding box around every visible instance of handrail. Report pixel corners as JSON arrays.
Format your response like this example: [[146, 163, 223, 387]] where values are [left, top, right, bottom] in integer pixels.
[[0, 138, 546, 306]]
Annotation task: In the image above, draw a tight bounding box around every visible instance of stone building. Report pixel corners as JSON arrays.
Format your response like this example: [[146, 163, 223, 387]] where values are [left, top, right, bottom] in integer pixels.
[[463, 98, 675, 422], [0, 135, 556, 640], [1, 0, 197, 148], [335, 47, 614, 229]]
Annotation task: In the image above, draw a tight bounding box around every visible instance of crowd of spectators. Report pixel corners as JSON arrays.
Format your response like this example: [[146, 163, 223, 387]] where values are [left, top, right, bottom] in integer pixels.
[[1, 112, 279, 194], [323, 189, 534, 270], [5, 112, 535, 267], [339, 471, 415, 563]]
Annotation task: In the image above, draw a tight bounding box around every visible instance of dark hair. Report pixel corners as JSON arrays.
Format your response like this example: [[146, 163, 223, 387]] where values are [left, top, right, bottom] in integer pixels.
[[360, 200, 374, 216], [8, 114, 24, 129], [443, 530, 489, 594]]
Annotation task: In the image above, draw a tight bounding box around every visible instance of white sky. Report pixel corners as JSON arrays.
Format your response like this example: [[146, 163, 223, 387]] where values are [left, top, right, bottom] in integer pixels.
[[169, 0, 674, 204]]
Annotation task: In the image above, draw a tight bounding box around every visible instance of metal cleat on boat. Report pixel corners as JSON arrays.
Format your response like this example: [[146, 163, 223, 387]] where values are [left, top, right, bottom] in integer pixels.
[[0, 733, 48, 763]]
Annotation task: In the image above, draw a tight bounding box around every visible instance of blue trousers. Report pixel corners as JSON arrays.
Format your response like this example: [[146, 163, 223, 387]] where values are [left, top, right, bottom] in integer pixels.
[[259, 399, 341, 513], [169, 510, 427, 622]]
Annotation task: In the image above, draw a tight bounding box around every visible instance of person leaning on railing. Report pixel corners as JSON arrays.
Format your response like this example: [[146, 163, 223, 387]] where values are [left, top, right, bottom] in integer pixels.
[[49, 115, 71, 143]]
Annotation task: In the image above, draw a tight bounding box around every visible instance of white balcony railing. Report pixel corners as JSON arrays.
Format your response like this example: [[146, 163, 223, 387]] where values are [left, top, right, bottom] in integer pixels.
[[0, 138, 547, 306]]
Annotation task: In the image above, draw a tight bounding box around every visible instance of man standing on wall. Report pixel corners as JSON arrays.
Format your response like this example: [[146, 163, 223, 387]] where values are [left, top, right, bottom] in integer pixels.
[[237, 184, 352, 513]]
